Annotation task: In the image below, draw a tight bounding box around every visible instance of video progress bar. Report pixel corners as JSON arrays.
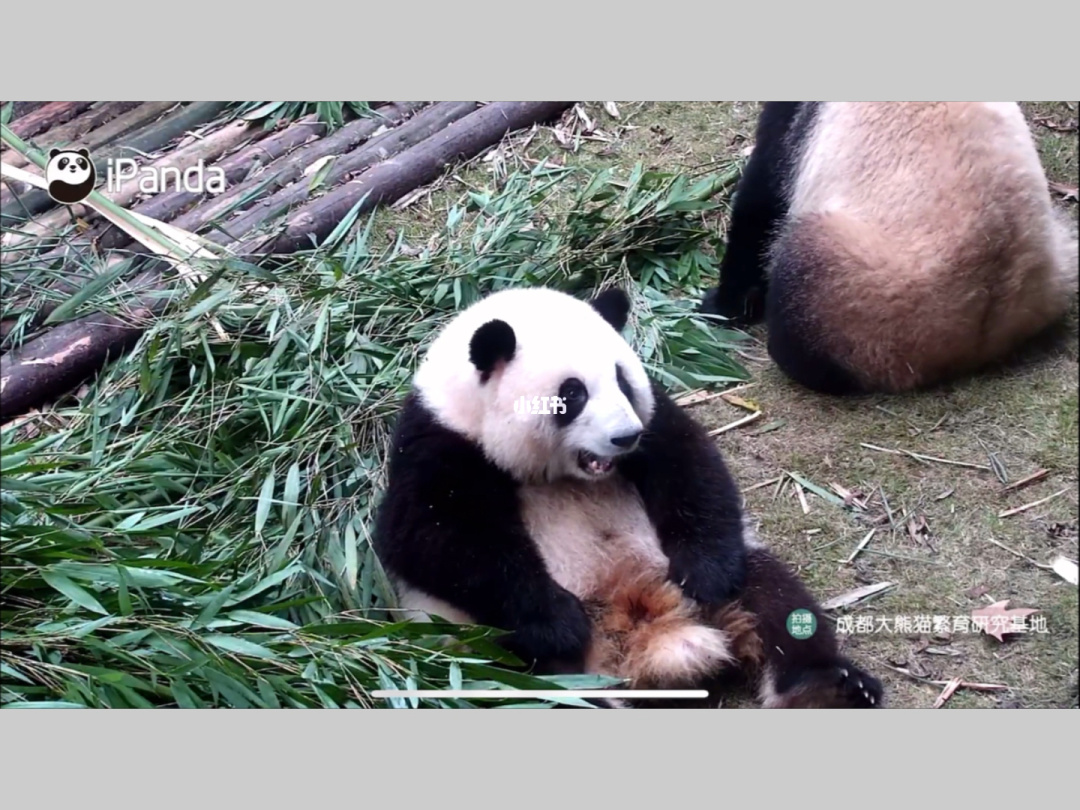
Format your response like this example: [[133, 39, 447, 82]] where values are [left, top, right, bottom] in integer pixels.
[[373, 690, 709, 699]]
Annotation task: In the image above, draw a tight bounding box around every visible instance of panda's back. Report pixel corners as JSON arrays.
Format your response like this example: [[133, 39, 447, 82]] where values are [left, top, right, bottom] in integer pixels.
[[518, 474, 667, 599]]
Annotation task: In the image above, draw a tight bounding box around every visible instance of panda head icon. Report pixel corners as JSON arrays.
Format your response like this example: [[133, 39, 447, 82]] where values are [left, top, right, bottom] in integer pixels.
[[45, 147, 96, 204]]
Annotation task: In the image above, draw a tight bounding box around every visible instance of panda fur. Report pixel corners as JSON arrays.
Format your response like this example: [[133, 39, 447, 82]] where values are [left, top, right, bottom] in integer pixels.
[[700, 102, 1080, 395], [373, 286, 883, 708], [45, 147, 96, 205]]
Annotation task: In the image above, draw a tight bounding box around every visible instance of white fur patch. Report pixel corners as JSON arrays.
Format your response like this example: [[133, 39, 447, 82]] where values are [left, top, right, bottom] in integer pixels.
[[636, 623, 735, 683], [396, 586, 476, 624], [757, 666, 784, 708], [518, 476, 668, 597]]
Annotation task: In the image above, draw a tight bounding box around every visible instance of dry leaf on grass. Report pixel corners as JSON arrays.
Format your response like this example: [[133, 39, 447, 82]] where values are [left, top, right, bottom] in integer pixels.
[[820, 581, 895, 611], [906, 515, 931, 546], [720, 393, 759, 412], [970, 600, 1040, 642], [603, 102, 621, 119]]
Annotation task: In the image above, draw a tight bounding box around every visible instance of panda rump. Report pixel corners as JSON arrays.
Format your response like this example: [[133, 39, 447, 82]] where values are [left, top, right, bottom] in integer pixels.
[[701, 102, 1080, 395]]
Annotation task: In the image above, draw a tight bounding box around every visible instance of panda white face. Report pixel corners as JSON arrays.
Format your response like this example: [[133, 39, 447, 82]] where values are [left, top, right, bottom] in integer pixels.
[[46, 149, 93, 186], [414, 287, 656, 483]]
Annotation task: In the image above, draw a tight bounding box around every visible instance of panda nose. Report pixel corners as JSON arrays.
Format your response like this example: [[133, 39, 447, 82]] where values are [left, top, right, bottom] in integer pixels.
[[610, 430, 642, 449]]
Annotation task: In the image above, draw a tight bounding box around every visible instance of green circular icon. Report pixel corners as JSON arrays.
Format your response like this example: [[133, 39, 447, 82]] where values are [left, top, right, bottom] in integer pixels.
[[786, 608, 817, 640]]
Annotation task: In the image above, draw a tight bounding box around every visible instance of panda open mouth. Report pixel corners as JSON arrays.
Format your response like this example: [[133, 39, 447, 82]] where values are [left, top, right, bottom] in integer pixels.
[[578, 451, 615, 476]]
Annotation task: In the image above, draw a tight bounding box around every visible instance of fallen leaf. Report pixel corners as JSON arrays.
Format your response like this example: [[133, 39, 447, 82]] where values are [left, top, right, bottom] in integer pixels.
[[935, 488, 955, 501], [574, 105, 595, 133], [820, 581, 895, 611], [749, 419, 786, 435], [603, 102, 621, 119], [1051, 555, 1079, 586], [933, 677, 963, 708], [302, 155, 334, 178], [970, 600, 1040, 642], [1048, 181, 1078, 202], [907, 515, 930, 545], [965, 584, 990, 599], [721, 392, 759, 412]]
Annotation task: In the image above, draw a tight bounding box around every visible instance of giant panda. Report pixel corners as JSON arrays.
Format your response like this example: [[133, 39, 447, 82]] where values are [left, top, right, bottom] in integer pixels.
[[372, 285, 883, 708], [700, 102, 1079, 395]]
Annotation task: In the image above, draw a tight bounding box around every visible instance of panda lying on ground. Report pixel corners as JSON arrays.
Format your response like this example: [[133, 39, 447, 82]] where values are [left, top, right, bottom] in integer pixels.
[[373, 286, 882, 708], [700, 102, 1079, 395]]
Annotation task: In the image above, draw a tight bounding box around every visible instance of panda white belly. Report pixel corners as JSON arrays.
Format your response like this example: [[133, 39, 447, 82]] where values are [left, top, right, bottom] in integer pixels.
[[517, 475, 668, 598]]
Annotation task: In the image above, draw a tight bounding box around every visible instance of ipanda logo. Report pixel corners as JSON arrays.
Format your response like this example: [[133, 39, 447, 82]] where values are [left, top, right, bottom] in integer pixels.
[[44, 148, 226, 206], [45, 147, 96, 205]]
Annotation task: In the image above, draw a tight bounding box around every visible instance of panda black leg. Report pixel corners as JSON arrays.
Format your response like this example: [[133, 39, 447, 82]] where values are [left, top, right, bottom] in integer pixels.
[[737, 546, 884, 709], [772, 659, 883, 709], [701, 102, 805, 325]]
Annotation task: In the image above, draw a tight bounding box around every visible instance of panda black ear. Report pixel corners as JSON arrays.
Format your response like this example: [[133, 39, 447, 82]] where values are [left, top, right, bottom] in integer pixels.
[[469, 319, 516, 380], [590, 287, 631, 332], [49, 148, 60, 158], [77, 148, 90, 158]]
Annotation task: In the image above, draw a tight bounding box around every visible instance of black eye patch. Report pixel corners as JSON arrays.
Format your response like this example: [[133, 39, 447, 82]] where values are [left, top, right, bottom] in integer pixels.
[[554, 377, 588, 427], [616, 364, 635, 405], [58, 157, 69, 170]]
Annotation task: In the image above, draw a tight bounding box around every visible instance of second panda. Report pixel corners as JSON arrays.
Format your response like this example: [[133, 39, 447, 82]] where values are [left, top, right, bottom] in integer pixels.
[[700, 102, 1079, 395], [373, 286, 882, 708]]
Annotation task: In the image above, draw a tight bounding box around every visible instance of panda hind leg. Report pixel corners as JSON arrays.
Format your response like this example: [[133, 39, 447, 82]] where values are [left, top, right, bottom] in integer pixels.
[[737, 546, 885, 709]]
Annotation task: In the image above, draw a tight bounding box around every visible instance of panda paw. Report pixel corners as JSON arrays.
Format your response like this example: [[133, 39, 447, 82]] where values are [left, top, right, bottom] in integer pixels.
[[834, 660, 883, 708], [508, 588, 593, 675], [700, 283, 764, 326], [667, 546, 744, 607], [773, 660, 883, 708]]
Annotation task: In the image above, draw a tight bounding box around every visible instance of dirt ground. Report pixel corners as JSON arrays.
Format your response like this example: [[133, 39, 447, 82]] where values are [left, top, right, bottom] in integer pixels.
[[382, 102, 1080, 708]]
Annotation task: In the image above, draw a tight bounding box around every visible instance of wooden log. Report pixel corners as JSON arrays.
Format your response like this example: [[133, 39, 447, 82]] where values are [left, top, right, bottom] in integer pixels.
[[6, 102, 50, 121], [3, 102, 143, 170], [1, 101, 230, 218], [176, 101, 428, 240], [0, 305, 150, 421], [239, 101, 574, 256], [5, 102, 95, 139], [219, 101, 474, 250]]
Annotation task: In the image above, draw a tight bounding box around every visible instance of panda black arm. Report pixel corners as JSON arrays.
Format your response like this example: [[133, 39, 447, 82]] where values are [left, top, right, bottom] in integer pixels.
[[373, 395, 593, 673], [701, 102, 806, 324], [618, 380, 747, 605]]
